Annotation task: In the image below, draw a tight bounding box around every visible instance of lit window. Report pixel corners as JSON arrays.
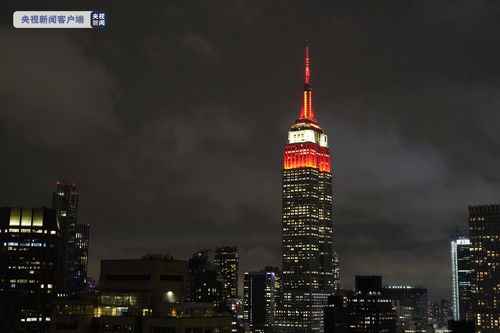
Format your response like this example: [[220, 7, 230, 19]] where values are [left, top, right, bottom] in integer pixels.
[[21, 208, 33, 226], [9, 208, 21, 226]]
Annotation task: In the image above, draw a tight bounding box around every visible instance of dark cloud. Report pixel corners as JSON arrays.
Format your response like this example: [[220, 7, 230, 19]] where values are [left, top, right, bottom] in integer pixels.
[[1, 1, 499, 301]]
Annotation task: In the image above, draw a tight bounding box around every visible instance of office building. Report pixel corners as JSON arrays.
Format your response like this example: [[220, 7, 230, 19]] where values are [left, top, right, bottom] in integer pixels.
[[51, 255, 232, 333], [243, 268, 281, 332], [279, 43, 334, 333], [450, 237, 472, 321], [53, 181, 89, 296], [324, 277, 396, 333], [428, 299, 452, 332], [382, 285, 428, 333], [468, 204, 500, 333], [214, 246, 239, 300], [0, 207, 59, 333], [323, 295, 348, 333], [99, 254, 187, 314], [265, 266, 283, 320], [75, 223, 90, 293], [350, 277, 396, 333], [332, 251, 340, 292], [187, 250, 223, 304]]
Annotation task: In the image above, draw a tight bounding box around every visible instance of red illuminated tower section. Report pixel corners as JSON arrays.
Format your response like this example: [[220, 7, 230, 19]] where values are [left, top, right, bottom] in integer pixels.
[[280, 43, 334, 333], [283, 44, 330, 173]]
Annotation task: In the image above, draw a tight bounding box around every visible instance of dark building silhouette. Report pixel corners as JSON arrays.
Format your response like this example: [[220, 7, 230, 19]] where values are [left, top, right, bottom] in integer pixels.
[[447, 320, 475, 333], [187, 250, 222, 304], [382, 286, 428, 333], [323, 295, 348, 333], [0, 207, 59, 333], [214, 246, 239, 300], [74, 223, 90, 293], [279, 43, 334, 333], [355, 276, 382, 293], [468, 204, 500, 333], [243, 268, 281, 332], [450, 236, 472, 321], [324, 277, 396, 333], [53, 181, 89, 296]]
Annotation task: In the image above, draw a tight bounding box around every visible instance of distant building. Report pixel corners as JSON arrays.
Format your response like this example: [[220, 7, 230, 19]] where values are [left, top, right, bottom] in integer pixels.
[[53, 181, 89, 296], [468, 204, 500, 333], [450, 237, 472, 321], [50, 255, 232, 333], [264, 266, 282, 321], [428, 300, 452, 331], [243, 267, 281, 332], [0, 207, 59, 333], [324, 277, 396, 333], [332, 251, 340, 292], [187, 250, 223, 304], [214, 246, 239, 300], [382, 285, 428, 333], [86, 276, 99, 295], [75, 223, 90, 292]]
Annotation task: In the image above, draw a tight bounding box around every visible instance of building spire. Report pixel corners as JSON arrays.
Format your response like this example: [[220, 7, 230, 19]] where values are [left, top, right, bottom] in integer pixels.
[[305, 39, 311, 84], [299, 39, 316, 122]]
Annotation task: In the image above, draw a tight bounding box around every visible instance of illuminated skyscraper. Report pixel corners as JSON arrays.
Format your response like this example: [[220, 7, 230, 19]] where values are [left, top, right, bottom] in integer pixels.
[[279, 43, 334, 332], [0, 207, 59, 333], [450, 237, 472, 321], [214, 246, 239, 300], [468, 204, 500, 333], [53, 181, 89, 296]]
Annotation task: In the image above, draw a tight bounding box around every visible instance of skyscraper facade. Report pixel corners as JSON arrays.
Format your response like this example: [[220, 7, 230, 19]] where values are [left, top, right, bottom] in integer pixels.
[[74, 223, 90, 293], [428, 300, 453, 332], [332, 251, 340, 292], [53, 181, 89, 296], [450, 237, 472, 321], [0, 207, 59, 333], [280, 44, 334, 332], [243, 267, 282, 333], [214, 246, 239, 300], [468, 204, 500, 333], [382, 285, 428, 333]]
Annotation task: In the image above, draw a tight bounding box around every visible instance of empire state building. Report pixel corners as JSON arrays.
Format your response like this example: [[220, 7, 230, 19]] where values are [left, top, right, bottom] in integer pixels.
[[280, 44, 335, 332]]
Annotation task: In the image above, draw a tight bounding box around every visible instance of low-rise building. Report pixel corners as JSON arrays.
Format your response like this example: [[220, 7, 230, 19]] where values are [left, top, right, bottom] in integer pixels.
[[50, 255, 231, 333]]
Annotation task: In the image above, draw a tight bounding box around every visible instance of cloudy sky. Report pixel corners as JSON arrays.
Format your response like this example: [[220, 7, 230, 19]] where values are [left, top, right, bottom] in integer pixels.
[[1, 1, 499, 300]]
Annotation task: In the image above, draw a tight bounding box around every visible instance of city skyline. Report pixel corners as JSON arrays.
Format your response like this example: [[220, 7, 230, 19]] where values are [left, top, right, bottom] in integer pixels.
[[1, 1, 500, 303]]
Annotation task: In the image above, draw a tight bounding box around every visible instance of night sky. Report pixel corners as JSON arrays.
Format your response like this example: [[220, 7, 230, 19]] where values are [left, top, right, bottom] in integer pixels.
[[1, 1, 500, 301]]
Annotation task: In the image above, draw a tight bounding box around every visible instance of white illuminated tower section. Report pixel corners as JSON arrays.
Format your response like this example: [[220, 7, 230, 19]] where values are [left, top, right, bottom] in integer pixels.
[[451, 237, 472, 321], [280, 44, 334, 333]]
